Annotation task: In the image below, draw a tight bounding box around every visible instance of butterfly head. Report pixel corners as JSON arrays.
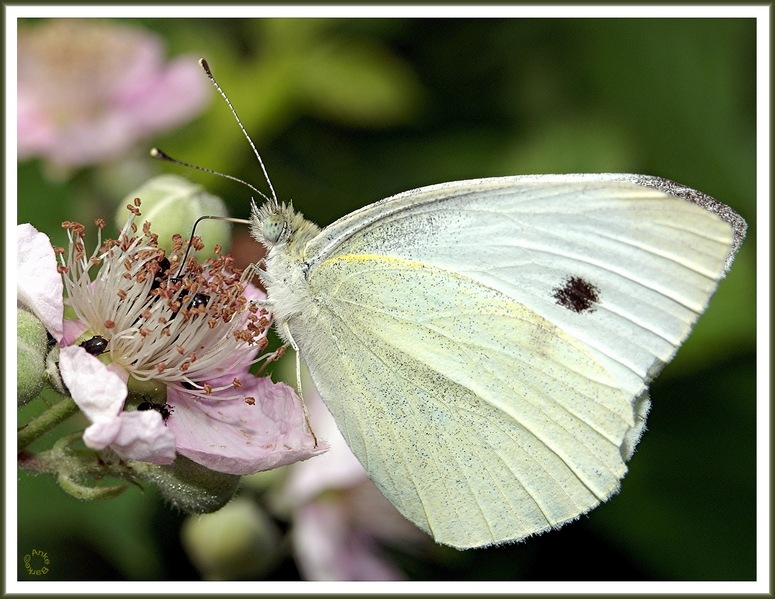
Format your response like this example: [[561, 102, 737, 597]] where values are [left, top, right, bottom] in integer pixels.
[[249, 199, 321, 253]]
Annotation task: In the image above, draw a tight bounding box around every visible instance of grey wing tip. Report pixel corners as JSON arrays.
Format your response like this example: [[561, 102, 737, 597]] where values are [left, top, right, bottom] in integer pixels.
[[610, 173, 748, 275]]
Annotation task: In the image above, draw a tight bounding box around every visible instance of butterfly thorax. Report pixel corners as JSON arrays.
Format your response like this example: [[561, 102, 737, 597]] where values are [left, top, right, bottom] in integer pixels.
[[250, 201, 321, 343]]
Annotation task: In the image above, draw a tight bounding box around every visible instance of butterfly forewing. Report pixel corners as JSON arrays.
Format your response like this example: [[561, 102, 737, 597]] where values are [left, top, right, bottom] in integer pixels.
[[306, 176, 737, 405]]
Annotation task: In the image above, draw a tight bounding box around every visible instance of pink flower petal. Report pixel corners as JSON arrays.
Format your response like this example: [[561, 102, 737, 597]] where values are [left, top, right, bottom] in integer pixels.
[[110, 411, 176, 464], [61, 319, 88, 346], [167, 377, 327, 475], [17, 21, 209, 168], [59, 345, 126, 421], [17, 91, 56, 158], [17, 224, 63, 341], [51, 112, 137, 167], [116, 55, 211, 135], [293, 501, 406, 581]]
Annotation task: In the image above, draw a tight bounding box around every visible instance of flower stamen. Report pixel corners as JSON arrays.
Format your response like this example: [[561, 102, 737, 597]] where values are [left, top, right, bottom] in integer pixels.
[[59, 204, 272, 400]]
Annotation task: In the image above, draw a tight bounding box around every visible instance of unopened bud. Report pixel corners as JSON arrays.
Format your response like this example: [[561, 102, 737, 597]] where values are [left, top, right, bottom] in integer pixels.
[[17, 309, 48, 405], [181, 496, 282, 580], [116, 175, 230, 258]]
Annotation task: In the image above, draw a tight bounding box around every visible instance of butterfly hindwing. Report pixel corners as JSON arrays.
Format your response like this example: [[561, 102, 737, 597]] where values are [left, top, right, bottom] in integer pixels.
[[295, 253, 641, 548]]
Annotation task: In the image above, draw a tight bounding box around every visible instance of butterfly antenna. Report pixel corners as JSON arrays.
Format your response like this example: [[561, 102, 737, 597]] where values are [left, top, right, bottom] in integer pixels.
[[150, 147, 269, 203], [199, 58, 279, 208], [172, 214, 251, 280], [147, 148, 256, 277]]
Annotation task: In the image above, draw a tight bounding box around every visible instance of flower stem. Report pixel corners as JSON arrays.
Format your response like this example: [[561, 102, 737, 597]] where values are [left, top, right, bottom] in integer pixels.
[[17, 396, 79, 452]]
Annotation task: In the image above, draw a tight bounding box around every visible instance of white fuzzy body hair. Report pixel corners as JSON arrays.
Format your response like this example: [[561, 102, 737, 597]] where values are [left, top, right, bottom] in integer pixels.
[[250, 200, 321, 344]]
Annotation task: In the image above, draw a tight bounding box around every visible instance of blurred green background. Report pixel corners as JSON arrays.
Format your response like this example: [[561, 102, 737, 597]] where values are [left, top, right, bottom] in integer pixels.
[[17, 17, 757, 581]]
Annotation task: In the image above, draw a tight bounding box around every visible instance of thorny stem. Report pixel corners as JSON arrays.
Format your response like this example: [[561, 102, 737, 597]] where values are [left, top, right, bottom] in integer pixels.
[[17, 395, 79, 452]]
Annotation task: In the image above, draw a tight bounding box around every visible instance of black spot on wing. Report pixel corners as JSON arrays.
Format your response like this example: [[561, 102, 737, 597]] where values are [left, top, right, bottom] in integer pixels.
[[552, 276, 600, 313]]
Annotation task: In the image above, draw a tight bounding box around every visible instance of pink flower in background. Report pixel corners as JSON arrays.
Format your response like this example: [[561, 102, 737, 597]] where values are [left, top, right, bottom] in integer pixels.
[[17, 19, 210, 169]]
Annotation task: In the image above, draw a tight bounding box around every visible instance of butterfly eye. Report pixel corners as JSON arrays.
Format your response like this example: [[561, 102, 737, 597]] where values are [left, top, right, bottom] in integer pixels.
[[263, 214, 286, 243]]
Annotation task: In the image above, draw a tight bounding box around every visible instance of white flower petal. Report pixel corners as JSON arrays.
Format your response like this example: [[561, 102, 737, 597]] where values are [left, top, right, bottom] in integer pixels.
[[110, 411, 176, 464], [17, 224, 63, 340], [59, 345, 127, 421], [83, 419, 122, 450]]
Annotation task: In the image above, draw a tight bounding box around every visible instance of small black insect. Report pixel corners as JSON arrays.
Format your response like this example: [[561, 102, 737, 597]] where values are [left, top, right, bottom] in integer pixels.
[[79, 335, 109, 356], [150, 257, 171, 291], [188, 292, 210, 310], [165, 288, 210, 321], [137, 399, 174, 423]]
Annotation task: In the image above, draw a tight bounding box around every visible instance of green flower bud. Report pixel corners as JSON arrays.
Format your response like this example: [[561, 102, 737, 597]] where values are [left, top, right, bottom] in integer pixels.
[[17, 309, 48, 406], [116, 175, 231, 258], [181, 497, 282, 580], [129, 455, 240, 514]]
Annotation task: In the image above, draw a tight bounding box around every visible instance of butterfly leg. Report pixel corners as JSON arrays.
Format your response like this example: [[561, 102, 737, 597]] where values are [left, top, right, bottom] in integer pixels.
[[256, 343, 286, 374], [282, 321, 318, 448], [251, 297, 273, 307]]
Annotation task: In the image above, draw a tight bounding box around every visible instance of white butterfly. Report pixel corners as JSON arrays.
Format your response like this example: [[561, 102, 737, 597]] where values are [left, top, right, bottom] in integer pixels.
[[250, 173, 745, 549], [163, 60, 747, 550]]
